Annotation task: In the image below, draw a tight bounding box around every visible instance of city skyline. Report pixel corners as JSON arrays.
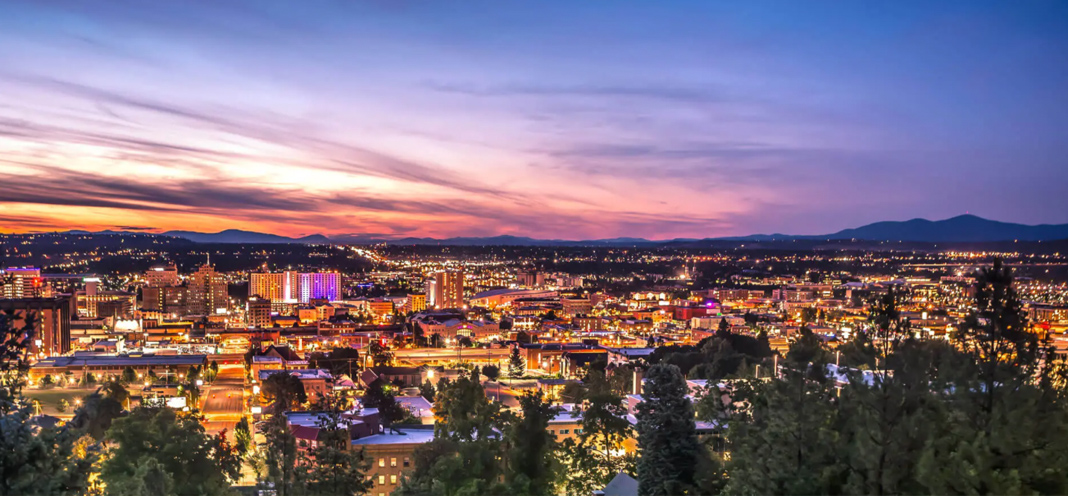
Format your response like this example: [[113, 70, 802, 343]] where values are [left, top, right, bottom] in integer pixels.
[[2, 1, 1067, 239]]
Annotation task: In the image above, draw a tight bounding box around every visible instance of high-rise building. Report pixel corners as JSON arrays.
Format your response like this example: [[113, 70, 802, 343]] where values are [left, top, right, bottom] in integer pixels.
[[250, 271, 340, 305], [249, 273, 285, 301], [299, 272, 341, 302], [0, 297, 71, 356], [2, 267, 42, 299], [189, 264, 228, 315], [145, 264, 179, 288], [426, 269, 464, 309], [247, 296, 272, 328], [407, 293, 427, 313]]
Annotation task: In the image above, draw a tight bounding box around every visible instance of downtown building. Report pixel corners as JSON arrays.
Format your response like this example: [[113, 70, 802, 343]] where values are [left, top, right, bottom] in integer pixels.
[[425, 269, 464, 310], [248, 271, 341, 309]]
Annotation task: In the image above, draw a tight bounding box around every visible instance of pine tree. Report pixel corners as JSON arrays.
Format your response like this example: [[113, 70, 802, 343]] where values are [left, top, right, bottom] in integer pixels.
[[508, 346, 525, 380], [636, 363, 700, 495], [558, 371, 636, 495], [505, 390, 558, 495]]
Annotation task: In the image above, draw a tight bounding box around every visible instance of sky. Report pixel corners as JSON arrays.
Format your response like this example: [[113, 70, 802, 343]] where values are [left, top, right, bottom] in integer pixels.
[[1, 0, 1066, 240]]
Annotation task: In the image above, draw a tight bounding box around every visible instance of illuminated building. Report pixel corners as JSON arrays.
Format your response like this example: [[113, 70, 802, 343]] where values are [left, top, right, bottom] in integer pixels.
[[247, 296, 272, 328], [189, 264, 228, 315], [2, 267, 42, 299], [426, 269, 464, 309], [0, 297, 71, 356], [250, 271, 340, 305], [407, 293, 426, 313], [144, 264, 179, 288]]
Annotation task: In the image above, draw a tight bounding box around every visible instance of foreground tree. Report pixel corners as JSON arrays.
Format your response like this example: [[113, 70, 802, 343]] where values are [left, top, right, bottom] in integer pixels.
[[636, 363, 701, 495], [396, 372, 507, 495], [101, 406, 239, 496], [558, 371, 636, 496], [504, 390, 558, 495], [0, 311, 97, 495], [298, 398, 373, 496]]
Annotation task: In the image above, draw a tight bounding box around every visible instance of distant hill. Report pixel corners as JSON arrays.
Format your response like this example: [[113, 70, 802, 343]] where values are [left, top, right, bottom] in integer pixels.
[[47, 215, 1068, 245], [819, 215, 1068, 242], [161, 229, 331, 244]]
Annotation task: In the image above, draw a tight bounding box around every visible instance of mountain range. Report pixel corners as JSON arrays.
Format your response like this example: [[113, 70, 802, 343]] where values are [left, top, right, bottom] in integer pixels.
[[57, 215, 1068, 245]]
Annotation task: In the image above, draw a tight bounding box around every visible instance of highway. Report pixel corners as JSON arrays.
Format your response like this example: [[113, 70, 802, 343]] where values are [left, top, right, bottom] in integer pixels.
[[200, 365, 246, 433]]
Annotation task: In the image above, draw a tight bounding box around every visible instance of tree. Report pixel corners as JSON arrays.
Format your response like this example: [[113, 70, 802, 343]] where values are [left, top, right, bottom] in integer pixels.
[[260, 411, 300, 496], [207, 360, 220, 383], [505, 390, 558, 495], [309, 347, 361, 378], [419, 379, 436, 402], [918, 260, 1068, 494], [508, 346, 525, 380], [362, 380, 406, 433], [398, 373, 508, 496], [120, 366, 137, 385], [261, 372, 308, 413], [432, 372, 503, 442], [38, 374, 54, 388], [82, 372, 97, 387], [69, 392, 125, 441], [482, 364, 500, 382], [298, 399, 373, 496], [636, 363, 701, 496], [368, 340, 394, 367], [723, 330, 840, 494], [234, 416, 253, 457], [717, 317, 730, 334], [558, 371, 636, 496], [101, 406, 239, 496], [0, 310, 97, 495]]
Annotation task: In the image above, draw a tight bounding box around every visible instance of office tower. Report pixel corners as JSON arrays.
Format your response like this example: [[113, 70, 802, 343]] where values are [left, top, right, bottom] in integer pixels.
[[190, 264, 228, 315], [2, 267, 42, 299], [0, 297, 71, 356], [145, 264, 179, 288], [407, 293, 427, 312], [426, 269, 464, 309], [299, 272, 340, 302], [247, 296, 272, 327], [249, 272, 285, 301], [250, 271, 339, 304]]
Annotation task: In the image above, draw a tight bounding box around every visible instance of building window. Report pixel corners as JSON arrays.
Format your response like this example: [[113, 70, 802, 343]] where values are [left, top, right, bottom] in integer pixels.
[[378, 458, 385, 467], [390, 457, 397, 467], [560, 429, 569, 434], [378, 475, 385, 485], [391, 475, 398, 484], [403, 457, 410, 467], [548, 429, 554, 434]]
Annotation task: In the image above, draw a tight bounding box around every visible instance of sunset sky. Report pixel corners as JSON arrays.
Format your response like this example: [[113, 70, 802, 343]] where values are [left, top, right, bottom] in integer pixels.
[[1, 1, 1067, 240]]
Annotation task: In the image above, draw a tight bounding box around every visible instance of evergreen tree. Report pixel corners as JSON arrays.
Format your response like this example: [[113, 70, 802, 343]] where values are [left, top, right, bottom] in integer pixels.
[[723, 330, 841, 494], [101, 406, 239, 496], [508, 346, 525, 380], [298, 399, 372, 496], [261, 372, 308, 413], [260, 411, 300, 496], [504, 390, 558, 495], [0, 310, 97, 495], [636, 363, 700, 496], [558, 371, 636, 496], [419, 379, 436, 402], [917, 260, 1068, 493], [234, 416, 252, 457]]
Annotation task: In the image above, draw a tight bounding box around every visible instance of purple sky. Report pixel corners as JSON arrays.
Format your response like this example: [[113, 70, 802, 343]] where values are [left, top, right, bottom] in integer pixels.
[[1, 0, 1066, 239]]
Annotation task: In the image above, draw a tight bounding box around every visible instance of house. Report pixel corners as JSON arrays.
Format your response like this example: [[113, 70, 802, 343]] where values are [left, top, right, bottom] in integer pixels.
[[594, 472, 638, 496], [259, 369, 334, 403], [360, 366, 425, 388], [352, 426, 436, 496]]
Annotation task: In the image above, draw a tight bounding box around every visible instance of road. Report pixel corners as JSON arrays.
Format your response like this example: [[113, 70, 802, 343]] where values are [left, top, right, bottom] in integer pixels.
[[200, 365, 246, 428]]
